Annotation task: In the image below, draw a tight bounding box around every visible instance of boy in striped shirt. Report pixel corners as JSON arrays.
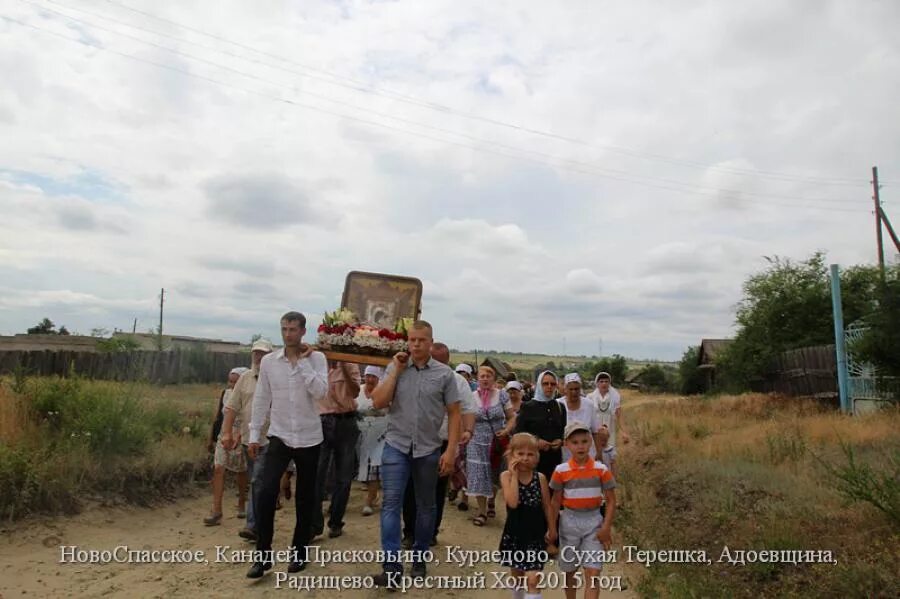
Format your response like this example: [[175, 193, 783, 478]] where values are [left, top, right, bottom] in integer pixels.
[[547, 421, 617, 599]]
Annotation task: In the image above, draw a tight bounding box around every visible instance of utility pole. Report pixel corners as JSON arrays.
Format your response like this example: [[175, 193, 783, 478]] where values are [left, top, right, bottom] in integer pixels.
[[873, 166, 885, 280], [132, 318, 137, 334], [830, 265, 851, 414], [879, 206, 900, 254], [158, 288, 165, 350]]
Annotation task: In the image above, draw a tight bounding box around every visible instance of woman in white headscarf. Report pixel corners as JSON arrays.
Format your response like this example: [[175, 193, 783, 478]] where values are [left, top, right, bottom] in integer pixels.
[[513, 370, 566, 482], [356, 365, 387, 516], [587, 371, 628, 447]]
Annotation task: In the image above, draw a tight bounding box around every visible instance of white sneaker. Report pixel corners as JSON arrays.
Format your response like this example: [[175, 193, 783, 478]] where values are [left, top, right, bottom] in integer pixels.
[[362, 505, 374, 516]]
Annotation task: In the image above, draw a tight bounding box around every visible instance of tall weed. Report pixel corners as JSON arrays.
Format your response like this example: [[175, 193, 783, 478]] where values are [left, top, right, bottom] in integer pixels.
[[816, 439, 900, 531]]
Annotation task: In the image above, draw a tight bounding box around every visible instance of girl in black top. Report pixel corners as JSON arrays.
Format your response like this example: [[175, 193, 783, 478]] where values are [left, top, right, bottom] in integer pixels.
[[499, 433, 552, 589]]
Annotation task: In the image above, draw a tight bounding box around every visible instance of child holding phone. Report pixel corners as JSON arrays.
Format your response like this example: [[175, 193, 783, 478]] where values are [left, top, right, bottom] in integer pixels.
[[499, 433, 553, 599]]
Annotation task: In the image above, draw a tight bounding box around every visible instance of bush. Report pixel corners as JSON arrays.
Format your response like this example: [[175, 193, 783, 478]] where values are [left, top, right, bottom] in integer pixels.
[[637, 363, 676, 392], [677, 345, 705, 395], [1, 377, 211, 520], [96, 335, 140, 353], [28, 378, 150, 455], [817, 440, 900, 531]]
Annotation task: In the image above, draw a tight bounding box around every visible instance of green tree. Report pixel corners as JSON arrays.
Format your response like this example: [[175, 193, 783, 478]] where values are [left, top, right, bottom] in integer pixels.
[[718, 253, 882, 390], [587, 354, 628, 385], [26, 318, 68, 335], [677, 346, 704, 395], [854, 272, 900, 380], [638, 364, 675, 392]]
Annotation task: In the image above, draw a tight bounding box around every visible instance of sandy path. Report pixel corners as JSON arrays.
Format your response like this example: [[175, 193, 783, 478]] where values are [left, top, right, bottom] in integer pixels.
[[0, 480, 641, 599]]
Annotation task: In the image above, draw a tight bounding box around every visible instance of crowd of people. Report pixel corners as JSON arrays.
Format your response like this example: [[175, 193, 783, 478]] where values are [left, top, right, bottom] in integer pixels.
[[204, 311, 627, 598]]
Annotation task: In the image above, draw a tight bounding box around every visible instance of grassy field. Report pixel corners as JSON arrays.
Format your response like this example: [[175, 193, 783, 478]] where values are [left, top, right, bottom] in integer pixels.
[[451, 351, 671, 375], [618, 391, 899, 598], [0, 377, 219, 521]]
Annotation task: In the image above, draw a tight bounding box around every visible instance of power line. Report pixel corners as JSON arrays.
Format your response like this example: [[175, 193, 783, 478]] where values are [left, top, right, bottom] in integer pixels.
[[88, 0, 878, 187], [16, 2, 864, 207], [1, 14, 864, 215]]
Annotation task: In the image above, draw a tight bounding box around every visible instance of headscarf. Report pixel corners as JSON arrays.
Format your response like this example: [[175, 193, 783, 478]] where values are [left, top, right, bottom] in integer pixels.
[[477, 371, 495, 410], [363, 365, 384, 379], [533, 370, 558, 402], [589, 372, 613, 412]]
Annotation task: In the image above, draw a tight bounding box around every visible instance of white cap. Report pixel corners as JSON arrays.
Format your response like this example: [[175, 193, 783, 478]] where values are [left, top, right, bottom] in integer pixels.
[[505, 381, 523, 391], [563, 372, 582, 386], [230, 366, 249, 376], [455, 363, 473, 375], [364, 365, 384, 379], [251, 338, 274, 353]]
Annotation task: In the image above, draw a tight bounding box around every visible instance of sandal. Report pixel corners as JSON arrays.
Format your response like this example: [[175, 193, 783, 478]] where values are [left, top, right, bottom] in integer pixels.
[[203, 512, 222, 526], [447, 488, 458, 502], [457, 501, 469, 512], [472, 514, 487, 527], [487, 499, 496, 518]]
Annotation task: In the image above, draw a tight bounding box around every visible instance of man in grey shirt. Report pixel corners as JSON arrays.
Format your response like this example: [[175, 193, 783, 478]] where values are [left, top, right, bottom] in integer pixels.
[[370, 320, 460, 587]]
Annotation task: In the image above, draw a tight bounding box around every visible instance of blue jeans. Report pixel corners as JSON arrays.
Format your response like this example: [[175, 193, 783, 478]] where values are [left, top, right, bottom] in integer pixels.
[[244, 444, 268, 532], [380, 443, 440, 573]]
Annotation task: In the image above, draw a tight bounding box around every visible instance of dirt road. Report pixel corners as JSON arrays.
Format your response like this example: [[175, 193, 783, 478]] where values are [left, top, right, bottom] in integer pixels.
[[0, 482, 640, 598]]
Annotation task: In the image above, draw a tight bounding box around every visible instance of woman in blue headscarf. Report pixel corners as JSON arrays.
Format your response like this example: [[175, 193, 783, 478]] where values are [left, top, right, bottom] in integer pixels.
[[514, 370, 566, 481]]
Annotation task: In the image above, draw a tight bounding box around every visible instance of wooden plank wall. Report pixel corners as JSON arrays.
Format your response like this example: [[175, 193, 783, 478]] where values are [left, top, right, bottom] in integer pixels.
[[755, 344, 837, 398], [0, 350, 250, 385]]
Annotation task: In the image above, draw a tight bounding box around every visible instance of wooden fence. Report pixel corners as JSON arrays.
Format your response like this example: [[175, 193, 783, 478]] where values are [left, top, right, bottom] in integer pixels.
[[754, 345, 837, 398], [0, 349, 250, 385]]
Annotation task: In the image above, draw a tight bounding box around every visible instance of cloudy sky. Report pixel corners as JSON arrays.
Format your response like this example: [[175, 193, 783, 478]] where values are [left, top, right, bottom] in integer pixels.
[[1, 0, 898, 360]]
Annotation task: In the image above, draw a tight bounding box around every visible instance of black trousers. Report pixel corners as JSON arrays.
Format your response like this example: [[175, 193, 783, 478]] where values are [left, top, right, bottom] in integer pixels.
[[313, 414, 360, 533], [255, 436, 321, 563], [403, 440, 449, 540]]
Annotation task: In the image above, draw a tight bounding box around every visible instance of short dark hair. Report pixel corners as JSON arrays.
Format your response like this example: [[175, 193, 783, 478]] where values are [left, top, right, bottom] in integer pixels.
[[281, 311, 306, 328], [411, 320, 433, 336]]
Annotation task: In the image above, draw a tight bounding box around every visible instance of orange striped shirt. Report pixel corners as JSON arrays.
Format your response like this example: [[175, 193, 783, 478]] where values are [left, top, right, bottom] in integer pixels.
[[550, 457, 616, 511]]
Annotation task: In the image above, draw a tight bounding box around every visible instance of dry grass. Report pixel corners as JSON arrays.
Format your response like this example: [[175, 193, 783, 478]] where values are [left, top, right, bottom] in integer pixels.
[[618, 392, 900, 598], [0, 386, 31, 445]]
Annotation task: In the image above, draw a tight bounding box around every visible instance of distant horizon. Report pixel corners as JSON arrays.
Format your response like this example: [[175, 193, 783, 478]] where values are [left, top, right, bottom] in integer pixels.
[[1, 326, 681, 364]]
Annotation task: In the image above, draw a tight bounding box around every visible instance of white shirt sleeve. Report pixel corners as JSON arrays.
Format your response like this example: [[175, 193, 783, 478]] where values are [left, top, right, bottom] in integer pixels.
[[298, 351, 329, 403], [455, 375, 478, 414], [611, 387, 622, 412], [590, 401, 601, 433], [249, 360, 272, 444]]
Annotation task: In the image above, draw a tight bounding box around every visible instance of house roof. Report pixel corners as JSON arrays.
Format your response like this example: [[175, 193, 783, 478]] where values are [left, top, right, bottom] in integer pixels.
[[480, 356, 512, 380], [697, 338, 733, 367]]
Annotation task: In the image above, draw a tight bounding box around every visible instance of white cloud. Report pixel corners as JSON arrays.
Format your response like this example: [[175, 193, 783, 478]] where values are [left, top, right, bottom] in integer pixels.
[[0, 0, 895, 359]]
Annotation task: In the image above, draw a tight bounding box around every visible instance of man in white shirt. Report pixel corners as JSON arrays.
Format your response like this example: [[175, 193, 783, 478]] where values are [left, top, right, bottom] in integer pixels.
[[220, 337, 274, 541], [246, 311, 328, 579]]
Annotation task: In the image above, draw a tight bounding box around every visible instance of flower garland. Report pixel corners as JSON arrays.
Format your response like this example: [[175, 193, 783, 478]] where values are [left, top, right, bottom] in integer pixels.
[[316, 310, 411, 356]]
